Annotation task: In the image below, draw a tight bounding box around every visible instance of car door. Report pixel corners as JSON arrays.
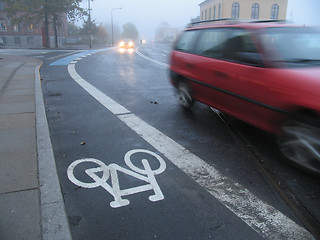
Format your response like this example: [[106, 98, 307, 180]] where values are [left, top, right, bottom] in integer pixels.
[[189, 27, 233, 108], [170, 29, 200, 84], [191, 27, 281, 131]]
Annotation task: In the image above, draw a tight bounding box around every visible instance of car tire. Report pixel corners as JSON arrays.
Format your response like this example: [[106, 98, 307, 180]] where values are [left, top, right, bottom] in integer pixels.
[[277, 116, 320, 175], [177, 81, 194, 110]]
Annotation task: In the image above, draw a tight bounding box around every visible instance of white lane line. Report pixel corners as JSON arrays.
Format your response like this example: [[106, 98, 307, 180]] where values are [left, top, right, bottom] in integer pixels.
[[67, 63, 314, 240], [135, 47, 169, 67], [68, 65, 131, 115], [151, 46, 170, 54]]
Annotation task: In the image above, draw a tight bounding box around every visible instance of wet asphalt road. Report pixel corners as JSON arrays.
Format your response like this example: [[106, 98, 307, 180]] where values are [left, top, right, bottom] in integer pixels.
[[35, 45, 320, 239]]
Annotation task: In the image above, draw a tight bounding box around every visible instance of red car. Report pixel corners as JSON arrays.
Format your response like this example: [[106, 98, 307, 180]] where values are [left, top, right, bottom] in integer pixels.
[[169, 20, 320, 174]]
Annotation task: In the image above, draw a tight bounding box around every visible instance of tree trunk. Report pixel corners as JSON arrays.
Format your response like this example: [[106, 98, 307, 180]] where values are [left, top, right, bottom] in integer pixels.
[[53, 13, 58, 48]]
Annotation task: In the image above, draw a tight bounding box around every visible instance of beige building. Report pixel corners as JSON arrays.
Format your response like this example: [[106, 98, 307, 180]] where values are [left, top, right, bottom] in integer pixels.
[[199, 0, 288, 21]]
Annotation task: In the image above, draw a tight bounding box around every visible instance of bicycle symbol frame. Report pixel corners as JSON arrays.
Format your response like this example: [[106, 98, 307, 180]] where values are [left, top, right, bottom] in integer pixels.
[[67, 149, 166, 208]]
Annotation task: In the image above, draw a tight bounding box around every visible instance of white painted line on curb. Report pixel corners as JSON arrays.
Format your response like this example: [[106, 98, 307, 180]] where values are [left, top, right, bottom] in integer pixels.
[[67, 63, 314, 240], [36, 63, 72, 240]]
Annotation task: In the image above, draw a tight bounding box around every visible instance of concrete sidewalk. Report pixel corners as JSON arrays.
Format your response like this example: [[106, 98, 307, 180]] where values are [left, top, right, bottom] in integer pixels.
[[0, 55, 71, 240]]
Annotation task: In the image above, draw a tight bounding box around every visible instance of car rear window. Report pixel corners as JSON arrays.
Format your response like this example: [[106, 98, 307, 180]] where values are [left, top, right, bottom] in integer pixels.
[[259, 27, 320, 68]]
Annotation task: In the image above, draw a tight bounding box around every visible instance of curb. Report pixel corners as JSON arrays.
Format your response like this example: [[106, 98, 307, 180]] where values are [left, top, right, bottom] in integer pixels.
[[35, 63, 72, 240]]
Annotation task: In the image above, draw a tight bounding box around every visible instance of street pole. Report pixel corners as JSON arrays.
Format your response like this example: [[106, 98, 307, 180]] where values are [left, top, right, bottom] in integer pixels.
[[111, 7, 122, 47], [44, 0, 49, 48], [88, 0, 92, 48]]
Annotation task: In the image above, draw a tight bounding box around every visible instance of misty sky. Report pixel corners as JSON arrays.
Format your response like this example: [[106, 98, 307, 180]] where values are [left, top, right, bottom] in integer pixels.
[[80, 0, 199, 40], [81, 0, 320, 40], [287, 0, 320, 26]]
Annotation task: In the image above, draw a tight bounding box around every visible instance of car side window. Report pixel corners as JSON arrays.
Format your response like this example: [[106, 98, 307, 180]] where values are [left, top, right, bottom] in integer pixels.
[[194, 28, 228, 59], [194, 27, 263, 67], [223, 29, 264, 67], [175, 30, 198, 53]]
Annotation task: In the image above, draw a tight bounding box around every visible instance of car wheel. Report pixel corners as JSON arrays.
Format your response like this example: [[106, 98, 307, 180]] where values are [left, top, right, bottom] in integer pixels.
[[177, 81, 194, 110], [277, 118, 320, 175]]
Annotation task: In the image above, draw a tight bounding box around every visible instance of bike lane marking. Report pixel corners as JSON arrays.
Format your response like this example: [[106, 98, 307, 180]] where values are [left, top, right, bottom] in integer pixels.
[[67, 149, 166, 208], [66, 57, 314, 240], [49, 48, 115, 66]]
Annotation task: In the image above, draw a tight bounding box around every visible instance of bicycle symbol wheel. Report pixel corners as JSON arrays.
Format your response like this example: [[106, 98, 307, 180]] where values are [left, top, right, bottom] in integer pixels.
[[124, 149, 166, 175], [67, 158, 110, 188]]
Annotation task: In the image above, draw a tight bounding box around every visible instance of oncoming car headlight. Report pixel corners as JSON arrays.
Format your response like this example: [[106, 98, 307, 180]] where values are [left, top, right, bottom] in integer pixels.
[[129, 41, 134, 47], [120, 41, 125, 47]]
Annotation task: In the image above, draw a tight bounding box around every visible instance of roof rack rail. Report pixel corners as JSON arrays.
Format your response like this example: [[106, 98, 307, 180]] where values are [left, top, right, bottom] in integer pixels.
[[248, 19, 288, 23], [188, 18, 238, 27], [187, 18, 288, 28]]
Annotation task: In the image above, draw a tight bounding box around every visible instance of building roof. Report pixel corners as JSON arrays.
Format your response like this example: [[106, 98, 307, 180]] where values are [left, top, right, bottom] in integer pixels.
[[199, 0, 213, 7]]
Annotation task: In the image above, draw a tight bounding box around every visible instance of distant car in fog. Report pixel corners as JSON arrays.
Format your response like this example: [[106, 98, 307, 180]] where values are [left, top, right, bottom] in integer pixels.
[[119, 39, 135, 49], [169, 20, 320, 174]]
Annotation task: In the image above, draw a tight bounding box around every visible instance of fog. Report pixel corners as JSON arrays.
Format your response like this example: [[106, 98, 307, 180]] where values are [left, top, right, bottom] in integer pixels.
[[81, 0, 200, 41], [80, 0, 320, 41], [287, 0, 320, 26]]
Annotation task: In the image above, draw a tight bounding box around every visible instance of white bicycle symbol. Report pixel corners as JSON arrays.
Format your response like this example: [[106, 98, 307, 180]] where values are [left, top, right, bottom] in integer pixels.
[[67, 149, 166, 208]]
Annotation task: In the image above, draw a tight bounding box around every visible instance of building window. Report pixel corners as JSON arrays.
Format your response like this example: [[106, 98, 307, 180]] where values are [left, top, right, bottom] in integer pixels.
[[0, 19, 7, 32], [218, 4, 221, 18], [271, 4, 279, 19], [231, 2, 240, 18], [213, 6, 216, 19], [27, 24, 34, 32], [202, 11, 204, 20], [209, 8, 212, 20], [0, 1, 4, 11], [14, 37, 20, 45], [27, 37, 34, 44], [205, 9, 208, 20], [13, 24, 20, 32], [251, 3, 259, 19]]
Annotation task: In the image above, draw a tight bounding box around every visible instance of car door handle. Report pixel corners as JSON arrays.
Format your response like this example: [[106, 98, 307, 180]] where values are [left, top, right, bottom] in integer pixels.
[[214, 70, 229, 79], [185, 63, 196, 69]]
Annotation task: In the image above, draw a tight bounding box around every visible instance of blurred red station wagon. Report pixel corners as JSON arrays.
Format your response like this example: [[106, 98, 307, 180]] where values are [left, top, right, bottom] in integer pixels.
[[169, 19, 320, 174]]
